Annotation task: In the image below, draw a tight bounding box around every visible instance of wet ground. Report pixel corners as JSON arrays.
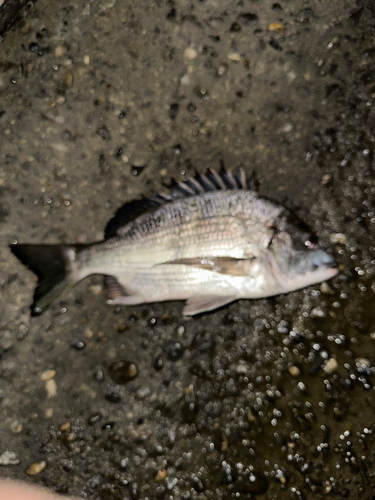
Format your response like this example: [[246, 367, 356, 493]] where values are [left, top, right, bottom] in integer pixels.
[[0, 0, 375, 498]]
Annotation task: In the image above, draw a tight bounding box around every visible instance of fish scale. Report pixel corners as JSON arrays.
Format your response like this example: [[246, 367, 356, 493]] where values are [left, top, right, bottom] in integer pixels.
[[89, 191, 279, 269], [86, 218, 248, 272]]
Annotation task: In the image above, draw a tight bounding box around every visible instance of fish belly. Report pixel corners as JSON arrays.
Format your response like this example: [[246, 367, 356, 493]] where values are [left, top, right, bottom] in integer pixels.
[[110, 263, 272, 305]]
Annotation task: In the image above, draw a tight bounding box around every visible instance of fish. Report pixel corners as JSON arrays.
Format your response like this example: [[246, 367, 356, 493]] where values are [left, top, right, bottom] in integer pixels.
[[10, 167, 338, 317]]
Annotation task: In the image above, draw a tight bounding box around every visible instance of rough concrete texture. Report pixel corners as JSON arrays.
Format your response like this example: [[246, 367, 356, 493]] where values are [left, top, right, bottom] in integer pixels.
[[0, 0, 375, 499]]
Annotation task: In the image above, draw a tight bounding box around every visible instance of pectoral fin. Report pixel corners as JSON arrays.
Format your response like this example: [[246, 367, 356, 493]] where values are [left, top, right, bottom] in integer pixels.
[[183, 295, 237, 316], [160, 256, 255, 277]]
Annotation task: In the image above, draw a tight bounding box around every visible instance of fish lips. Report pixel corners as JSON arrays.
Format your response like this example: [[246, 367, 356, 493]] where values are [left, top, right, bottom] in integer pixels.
[[311, 249, 338, 271], [267, 248, 339, 293]]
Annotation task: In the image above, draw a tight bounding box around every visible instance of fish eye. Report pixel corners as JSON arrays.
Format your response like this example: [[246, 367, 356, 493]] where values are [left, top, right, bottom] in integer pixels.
[[305, 235, 319, 250]]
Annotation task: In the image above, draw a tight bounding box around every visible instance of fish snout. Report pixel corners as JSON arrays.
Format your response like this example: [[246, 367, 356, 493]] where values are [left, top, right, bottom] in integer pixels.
[[311, 249, 338, 272]]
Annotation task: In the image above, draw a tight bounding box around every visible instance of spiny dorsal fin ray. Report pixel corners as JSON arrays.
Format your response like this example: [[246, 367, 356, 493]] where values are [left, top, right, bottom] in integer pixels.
[[169, 178, 197, 197], [219, 166, 236, 189], [105, 166, 257, 238], [194, 171, 216, 191], [235, 166, 247, 189], [184, 176, 205, 194], [206, 168, 227, 189], [148, 192, 172, 203]]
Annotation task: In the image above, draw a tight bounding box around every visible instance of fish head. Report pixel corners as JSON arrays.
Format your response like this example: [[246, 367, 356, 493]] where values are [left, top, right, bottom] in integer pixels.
[[265, 212, 338, 293]]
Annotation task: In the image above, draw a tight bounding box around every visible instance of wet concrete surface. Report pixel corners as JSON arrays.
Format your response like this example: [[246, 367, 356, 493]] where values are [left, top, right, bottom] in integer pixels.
[[0, 0, 375, 498]]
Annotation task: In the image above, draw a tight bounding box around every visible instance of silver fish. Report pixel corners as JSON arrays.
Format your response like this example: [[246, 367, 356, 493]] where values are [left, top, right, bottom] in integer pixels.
[[10, 168, 338, 317]]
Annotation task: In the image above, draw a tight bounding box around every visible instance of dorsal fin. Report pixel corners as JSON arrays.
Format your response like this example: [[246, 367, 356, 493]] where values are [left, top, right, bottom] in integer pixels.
[[105, 197, 161, 239], [104, 166, 257, 238]]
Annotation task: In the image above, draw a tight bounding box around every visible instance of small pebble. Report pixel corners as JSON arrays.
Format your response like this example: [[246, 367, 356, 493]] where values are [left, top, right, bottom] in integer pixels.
[[60, 422, 71, 431], [184, 47, 197, 60], [136, 386, 151, 399], [117, 324, 131, 333], [10, 421, 23, 434], [320, 282, 334, 294], [45, 408, 54, 418], [45, 378, 57, 399], [155, 469, 167, 481], [108, 360, 139, 384], [64, 70, 74, 87], [280, 123, 293, 133], [356, 358, 371, 368], [17, 323, 29, 341], [163, 342, 184, 361], [180, 74, 190, 85], [105, 392, 122, 403], [323, 357, 338, 374], [177, 325, 185, 336], [85, 328, 94, 339], [235, 363, 249, 375], [41, 369, 56, 382], [330, 233, 347, 245], [70, 340, 86, 350], [54, 46, 66, 57], [227, 52, 241, 62], [310, 306, 326, 318], [93, 368, 105, 381], [52, 143, 68, 153], [88, 414, 102, 426], [0, 451, 20, 466], [90, 285, 103, 295], [268, 22, 285, 32], [26, 460, 47, 475], [322, 174, 332, 185], [153, 356, 164, 371], [289, 366, 300, 377], [216, 63, 228, 77]]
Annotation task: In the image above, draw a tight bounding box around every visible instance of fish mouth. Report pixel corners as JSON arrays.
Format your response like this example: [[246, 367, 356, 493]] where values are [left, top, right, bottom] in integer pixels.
[[266, 249, 339, 293], [311, 249, 338, 272]]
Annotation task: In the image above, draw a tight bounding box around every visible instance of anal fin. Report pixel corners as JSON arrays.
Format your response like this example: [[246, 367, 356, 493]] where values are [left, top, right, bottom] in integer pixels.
[[104, 275, 129, 300], [183, 295, 237, 316], [104, 275, 144, 306]]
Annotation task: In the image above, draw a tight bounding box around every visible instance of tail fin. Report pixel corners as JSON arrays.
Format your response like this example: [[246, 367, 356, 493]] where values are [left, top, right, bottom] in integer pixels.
[[10, 244, 82, 316]]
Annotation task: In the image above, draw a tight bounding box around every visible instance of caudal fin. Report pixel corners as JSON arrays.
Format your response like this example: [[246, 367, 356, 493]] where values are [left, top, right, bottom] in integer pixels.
[[10, 244, 81, 316]]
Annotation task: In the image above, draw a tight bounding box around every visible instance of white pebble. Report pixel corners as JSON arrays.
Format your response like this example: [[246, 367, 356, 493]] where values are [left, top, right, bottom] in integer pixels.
[[227, 52, 241, 62], [323, 357, 338, 374], [184, 48, 197, 60]]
